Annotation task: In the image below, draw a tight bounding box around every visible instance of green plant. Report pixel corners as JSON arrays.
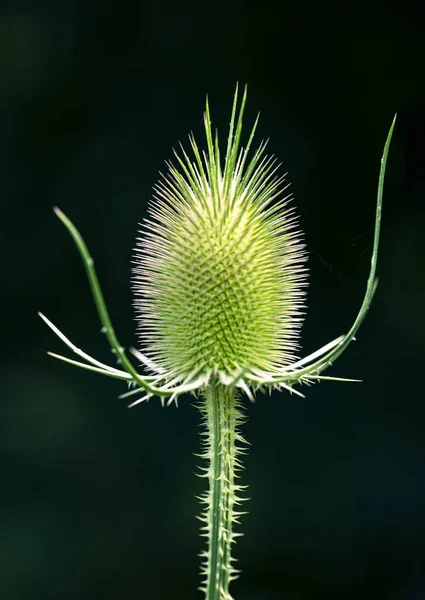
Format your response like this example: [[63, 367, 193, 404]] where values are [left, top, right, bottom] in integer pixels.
[[40, 86, 395, 600]]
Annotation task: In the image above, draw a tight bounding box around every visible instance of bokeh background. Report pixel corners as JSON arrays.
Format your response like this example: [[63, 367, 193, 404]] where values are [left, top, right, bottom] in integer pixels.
[[1, 1, 425, 599]]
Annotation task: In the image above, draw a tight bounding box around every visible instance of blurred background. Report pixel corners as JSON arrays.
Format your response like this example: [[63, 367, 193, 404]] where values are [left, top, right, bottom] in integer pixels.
[[1, 1, 425, 599]]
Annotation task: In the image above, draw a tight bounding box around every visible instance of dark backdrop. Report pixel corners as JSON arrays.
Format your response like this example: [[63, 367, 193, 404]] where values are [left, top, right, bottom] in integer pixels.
[[1, 1, 425, 599]]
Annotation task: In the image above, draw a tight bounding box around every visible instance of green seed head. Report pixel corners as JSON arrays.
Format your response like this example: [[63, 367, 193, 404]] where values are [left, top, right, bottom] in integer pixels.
[[133, 87, 307, 383]]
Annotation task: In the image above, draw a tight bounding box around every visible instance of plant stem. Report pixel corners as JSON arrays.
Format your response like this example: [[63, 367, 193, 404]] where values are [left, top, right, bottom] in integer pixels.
[[198, 383, 246, 600]]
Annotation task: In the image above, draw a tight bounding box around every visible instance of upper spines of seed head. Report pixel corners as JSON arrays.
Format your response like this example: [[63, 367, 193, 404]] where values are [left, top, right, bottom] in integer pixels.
[[133, 86, 307, 383]]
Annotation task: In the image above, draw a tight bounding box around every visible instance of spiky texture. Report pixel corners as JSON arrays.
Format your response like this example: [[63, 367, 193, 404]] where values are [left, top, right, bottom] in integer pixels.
[[197, 385, 247, 600], [133, 86, 307, 385], [40, 88, 395, 600]]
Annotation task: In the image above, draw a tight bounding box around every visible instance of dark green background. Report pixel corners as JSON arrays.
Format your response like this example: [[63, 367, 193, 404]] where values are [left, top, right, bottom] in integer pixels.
[[1, 1, 425, 599]]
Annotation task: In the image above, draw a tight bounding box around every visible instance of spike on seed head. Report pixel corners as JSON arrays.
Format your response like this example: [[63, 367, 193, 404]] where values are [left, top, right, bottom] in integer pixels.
[[132, 86, 308, 384]]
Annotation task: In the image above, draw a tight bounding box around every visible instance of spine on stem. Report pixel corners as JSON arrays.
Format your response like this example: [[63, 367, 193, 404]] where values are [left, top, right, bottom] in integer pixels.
[[198, 384, 248, 600]]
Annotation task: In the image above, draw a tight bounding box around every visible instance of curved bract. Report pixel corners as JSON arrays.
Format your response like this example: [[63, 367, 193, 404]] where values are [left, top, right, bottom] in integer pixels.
[[39, 88, 396, 407]]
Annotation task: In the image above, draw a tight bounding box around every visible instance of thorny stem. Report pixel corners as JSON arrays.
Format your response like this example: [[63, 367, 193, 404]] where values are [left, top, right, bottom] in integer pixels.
[[198, 384, 247, 600]]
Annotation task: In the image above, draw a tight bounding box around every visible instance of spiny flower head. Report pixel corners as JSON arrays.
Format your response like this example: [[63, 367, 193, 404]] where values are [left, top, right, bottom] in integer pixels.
[[39, 87, 394, 406], [133, 86, 307, 386]]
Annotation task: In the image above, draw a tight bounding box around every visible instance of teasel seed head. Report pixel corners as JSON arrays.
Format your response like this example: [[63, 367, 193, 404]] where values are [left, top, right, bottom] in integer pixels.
[[132, 86, 308, 385], [40, 89, 393, 404]]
